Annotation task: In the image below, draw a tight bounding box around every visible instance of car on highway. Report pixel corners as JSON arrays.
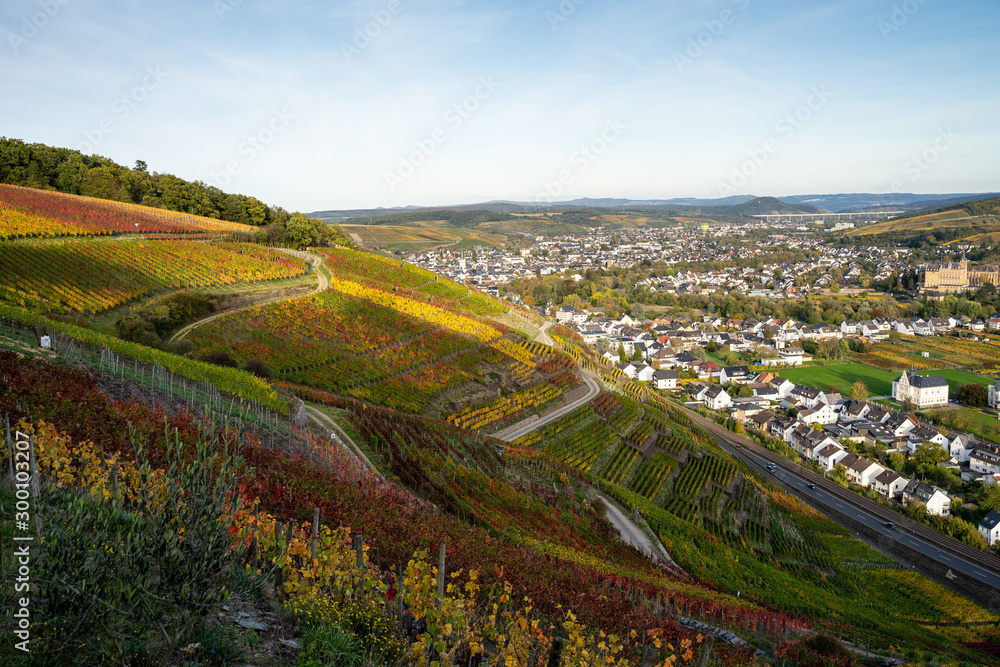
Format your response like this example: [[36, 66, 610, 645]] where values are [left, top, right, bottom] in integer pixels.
[[882, 521, 896, 530], [807, 483, 817, 489], [735, 444, 741, 449]]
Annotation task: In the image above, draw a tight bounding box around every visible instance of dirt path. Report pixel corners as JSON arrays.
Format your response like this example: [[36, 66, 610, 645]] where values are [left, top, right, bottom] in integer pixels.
[[169, 249, 326, 343], [304, 404, 379, 475]]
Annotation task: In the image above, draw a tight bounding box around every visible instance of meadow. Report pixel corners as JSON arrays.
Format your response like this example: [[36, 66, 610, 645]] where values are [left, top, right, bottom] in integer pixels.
[[779, 363, 898, 396]]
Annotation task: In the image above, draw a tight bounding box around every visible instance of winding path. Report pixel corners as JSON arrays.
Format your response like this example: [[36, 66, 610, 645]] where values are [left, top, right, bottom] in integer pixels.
[[168, 249, 327, 343], [498, 373, 600, 442], [304, 404, 379, 475]]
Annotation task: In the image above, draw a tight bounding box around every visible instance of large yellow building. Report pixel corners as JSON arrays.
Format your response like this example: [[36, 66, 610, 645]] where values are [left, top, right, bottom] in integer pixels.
[[919, 255, 1000, 293]]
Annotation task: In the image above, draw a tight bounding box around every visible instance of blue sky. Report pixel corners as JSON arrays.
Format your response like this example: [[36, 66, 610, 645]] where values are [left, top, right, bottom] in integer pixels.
[[2, 0, 998, 211]]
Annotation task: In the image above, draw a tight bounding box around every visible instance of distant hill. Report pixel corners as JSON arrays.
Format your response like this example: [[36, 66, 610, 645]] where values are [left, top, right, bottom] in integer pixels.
[[840, 195, 1000, 247], [727, 196, 820, 216], [312, 192, 999, 220]]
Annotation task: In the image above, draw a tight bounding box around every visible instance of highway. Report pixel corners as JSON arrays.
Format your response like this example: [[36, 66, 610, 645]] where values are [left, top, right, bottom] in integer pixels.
[[683, 407, 1000, 597]]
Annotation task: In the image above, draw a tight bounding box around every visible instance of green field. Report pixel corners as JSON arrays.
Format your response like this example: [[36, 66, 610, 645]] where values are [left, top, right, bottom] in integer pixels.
[[779, 363, 898, 397], [934, 369, 994, 398]]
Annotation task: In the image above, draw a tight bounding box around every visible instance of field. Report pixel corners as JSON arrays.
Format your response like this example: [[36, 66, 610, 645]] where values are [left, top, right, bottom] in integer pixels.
[[865, 336, 1000, 371], [0, 238, 307, 313], [340, 223, 507, 251], [847, 209, 981, 238], [0, 183, 258, 238], [934, 368, 994, 397], [779, 363, 898, 396]]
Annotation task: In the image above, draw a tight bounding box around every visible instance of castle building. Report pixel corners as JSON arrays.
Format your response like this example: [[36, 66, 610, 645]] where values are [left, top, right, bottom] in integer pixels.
[[919, 253, 1000, 293]]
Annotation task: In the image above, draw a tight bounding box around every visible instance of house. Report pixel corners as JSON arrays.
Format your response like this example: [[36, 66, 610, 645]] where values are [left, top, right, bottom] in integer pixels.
[[817, 443, 849, 471], [884, 413, 917, 438], [617, 361, 639, 379], [873, 470, 908, 499], [841, 454, 884, 488], [798, 402, 840, 426], [733, 403, 766, 423], [555, 305, 577, 323], [693, 361, 722, 379], [790, 385, 825, 410], [719, 365, 752, 384], [635, 363, 656, 383], [748, 410, 775, 432], [970, 445, 1000, 475], [902, 480, 951, 516], [892, 371, 949, 408], [840, 319, 858, 335], [653, 369, 679, 390], [769, 416, 798, 442], [769, 377, 796, 398], [950, 433, 976, 463], [979, 509, 1000, 546], [703, 385, 733, 410], [840, 400, 871, 422], [989, 380, 1000, 409]]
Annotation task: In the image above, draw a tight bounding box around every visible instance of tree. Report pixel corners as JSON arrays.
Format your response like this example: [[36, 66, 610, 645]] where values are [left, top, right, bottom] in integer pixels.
[[850, 379, 869, 402], [831, 464, 849, 487], [914, 440, 948, 466], [617, 343, 628, 363], [888, 330, 902, 343], [960, 383, 988, 407]]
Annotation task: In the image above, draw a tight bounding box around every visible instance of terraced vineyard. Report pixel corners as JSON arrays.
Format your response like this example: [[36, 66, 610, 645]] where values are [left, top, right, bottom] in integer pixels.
[[600, 444, 639, 485], [0, 238, 306, 313], [547, 422, 616, 472], [318, 246, 505, 315]]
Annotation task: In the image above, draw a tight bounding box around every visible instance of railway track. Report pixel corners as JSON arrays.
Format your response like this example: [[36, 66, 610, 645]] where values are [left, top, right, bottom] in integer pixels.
[[680, 405, 1000, 578]]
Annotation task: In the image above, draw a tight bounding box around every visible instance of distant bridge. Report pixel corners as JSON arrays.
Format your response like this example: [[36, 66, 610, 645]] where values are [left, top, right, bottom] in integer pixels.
[[751, 211, 905, 222]]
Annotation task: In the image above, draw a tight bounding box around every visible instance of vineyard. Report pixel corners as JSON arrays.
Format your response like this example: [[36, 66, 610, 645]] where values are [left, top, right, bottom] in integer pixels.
[[318, 246, 506, 316], [0, 183, 258, 238], [447, 382, 562, 430], [848, 336, 1000, 373], [0, 238, 306, 313]]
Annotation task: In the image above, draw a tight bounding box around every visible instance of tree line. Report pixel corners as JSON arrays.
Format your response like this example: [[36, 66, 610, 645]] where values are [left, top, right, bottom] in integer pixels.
[[0, 137, 352, 249]]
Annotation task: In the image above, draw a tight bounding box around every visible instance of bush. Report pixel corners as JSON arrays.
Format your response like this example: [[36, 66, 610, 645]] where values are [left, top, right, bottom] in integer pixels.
[[244, 358, 273, 379], [204, 350, 239, 368], [29, 420, 248, 665]]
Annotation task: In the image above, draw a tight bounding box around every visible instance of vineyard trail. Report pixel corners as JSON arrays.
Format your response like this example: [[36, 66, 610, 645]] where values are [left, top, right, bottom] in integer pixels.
[[168, 249, 327, 343], [498, 372, 600, 442]]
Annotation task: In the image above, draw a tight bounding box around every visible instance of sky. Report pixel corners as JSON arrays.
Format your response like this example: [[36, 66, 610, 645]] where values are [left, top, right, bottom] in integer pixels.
[[2, 0, 998, 212]]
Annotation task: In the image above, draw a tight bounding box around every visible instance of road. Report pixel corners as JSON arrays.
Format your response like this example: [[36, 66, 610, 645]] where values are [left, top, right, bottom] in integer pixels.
[[169, 249, 327, 343], [685, 408, 1000, 596], [535, 321, 555, 347], [498, 373, 600, 442]]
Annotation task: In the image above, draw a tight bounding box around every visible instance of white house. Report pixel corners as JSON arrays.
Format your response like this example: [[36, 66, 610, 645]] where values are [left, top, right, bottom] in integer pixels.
[[892, 371, 949, 409], [841, 454, 885, 488], [817, 443, 848, 471], [950, 433, 976, 464], [798, 403, 840, 426], [873, 470, 908, 499], [902, 480, 951, 516], [790, 385, 825, 410], [653, 369, 678, 390], [979, 510, 1000, 546], [704, 385, 733, 410], [970, 446, 1000, 475], [989, 381, 1000, 409], [635, 364, 656, 383]]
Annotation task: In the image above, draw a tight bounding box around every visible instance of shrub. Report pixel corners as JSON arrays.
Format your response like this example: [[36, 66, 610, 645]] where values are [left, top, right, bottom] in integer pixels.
[[244, 358, 273, 379]]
